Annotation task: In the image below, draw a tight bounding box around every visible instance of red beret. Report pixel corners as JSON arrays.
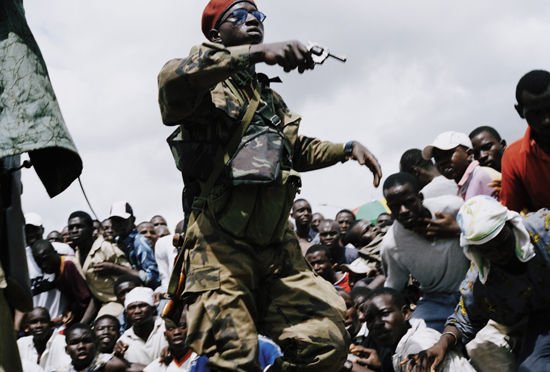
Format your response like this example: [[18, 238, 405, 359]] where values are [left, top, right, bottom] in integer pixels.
[[201, 0, 256, 39]]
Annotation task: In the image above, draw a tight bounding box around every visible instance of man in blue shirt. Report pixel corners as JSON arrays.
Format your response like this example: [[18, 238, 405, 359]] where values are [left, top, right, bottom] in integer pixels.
[[94, 201, 160, 289]]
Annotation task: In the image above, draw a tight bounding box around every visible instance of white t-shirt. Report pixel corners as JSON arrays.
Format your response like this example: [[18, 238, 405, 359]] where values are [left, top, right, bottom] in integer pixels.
[[420, 175, 458, 199], [393, 319, 476, 371], [26, 245, 68, 319], [144, 352, 200, 372], [154, 235, 178, 293], [17, 330, 70, 371], [118, 317, 168, 365]]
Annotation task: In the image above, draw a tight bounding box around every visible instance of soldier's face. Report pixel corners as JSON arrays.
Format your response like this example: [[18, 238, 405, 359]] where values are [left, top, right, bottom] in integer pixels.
[[215, 2, 264, 47]]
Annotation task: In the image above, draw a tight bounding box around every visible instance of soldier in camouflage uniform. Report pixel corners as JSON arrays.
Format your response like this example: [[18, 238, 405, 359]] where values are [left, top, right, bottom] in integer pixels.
[[157, 0, 382, 370]]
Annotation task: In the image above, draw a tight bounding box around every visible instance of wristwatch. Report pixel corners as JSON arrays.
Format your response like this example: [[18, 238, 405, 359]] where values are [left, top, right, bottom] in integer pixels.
[[344, 141, 354, 160]]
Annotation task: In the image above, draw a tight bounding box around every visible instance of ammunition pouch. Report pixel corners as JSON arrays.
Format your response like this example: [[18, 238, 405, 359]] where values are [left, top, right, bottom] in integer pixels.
[[207, 169, 301, 246]]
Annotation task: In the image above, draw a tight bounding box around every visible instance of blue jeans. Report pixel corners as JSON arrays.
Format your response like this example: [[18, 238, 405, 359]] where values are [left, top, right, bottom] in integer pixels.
[[411, 292, 460, 333]]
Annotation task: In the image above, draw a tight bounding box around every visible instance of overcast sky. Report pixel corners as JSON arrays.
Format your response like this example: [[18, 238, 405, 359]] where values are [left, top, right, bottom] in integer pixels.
[[20, 0, 550, 232]]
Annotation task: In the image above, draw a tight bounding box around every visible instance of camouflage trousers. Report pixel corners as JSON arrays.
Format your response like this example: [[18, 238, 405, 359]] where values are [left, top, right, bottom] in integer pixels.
[[183, 212, 350, 371]]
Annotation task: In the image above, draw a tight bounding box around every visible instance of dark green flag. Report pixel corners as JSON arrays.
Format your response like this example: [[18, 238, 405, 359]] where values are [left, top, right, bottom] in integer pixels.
[[0, 0, 82, 197]]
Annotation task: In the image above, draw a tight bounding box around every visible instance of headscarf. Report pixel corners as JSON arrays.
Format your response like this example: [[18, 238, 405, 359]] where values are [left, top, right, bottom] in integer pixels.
[[457, 195, 535, 283], [124, 287, 154, 309]]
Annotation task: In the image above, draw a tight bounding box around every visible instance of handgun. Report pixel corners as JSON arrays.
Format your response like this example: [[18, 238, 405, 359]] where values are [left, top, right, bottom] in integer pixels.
[[307, 42, 347, 64]]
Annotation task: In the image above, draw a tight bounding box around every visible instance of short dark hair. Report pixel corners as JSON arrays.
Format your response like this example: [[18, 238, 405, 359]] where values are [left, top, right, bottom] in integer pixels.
[[65, 322, 94, 341], [114, 274, 143, 290], [28, 306, 51, 321], [342, 219, 366, 246], [366, 287, 406, 309], [31, 239, 55, 256], [68, 211, 93, 228], [293, 198, 310, 207], [469, 126, 502, 141], [516, 70, 550, 105], [336, 209, 356, 220], [399, 148, 434, 174], [350, 286, 372, 301], [94, 314, 120, 330], [305, 244, 332, 260], [383, 172, 420, 194]]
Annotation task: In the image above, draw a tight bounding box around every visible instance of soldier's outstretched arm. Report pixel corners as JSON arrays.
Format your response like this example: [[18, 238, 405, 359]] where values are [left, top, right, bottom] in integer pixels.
[[159, 41, 315, 124], [250, 41, 315, 73], [158, 43, 251, 124], [293, 136, 382, 187]]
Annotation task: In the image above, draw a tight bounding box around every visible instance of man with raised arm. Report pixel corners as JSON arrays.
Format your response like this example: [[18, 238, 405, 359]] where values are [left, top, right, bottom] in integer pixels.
[[157, 0, 382, 370]]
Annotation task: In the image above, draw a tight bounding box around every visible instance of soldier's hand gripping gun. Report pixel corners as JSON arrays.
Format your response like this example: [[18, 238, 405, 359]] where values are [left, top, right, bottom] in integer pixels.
[[307, 42, 347, 65]]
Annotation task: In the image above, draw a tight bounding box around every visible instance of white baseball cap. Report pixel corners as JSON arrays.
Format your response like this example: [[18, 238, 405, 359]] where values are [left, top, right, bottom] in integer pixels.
[[422, 131, 472, 160], [109, 201, 133, 219], [24, 212, 43, 227]]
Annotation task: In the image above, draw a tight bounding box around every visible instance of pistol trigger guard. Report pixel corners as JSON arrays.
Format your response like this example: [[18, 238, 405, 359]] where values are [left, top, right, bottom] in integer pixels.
[[306, 41, 329, 65]]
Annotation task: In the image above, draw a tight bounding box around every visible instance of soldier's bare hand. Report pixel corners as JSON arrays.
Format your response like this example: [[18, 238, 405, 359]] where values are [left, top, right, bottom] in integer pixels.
[[349, 141, 383, 187], [251, 41, 314, 73]]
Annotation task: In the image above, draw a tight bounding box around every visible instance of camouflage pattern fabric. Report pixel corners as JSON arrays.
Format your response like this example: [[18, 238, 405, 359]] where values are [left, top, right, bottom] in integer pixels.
[[0, 0, 82, 197], [158, 42, 352, 370], [184, 212, 350, 371]]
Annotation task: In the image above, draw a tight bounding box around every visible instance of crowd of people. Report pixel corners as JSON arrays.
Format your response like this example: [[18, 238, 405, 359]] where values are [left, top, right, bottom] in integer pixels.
[[9, 0, 550, 369], [15, 66, 550, 371]]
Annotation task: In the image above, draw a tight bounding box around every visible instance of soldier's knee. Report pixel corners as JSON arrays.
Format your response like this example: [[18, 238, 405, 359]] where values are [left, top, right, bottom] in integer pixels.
[[277, 332, 349, 371]]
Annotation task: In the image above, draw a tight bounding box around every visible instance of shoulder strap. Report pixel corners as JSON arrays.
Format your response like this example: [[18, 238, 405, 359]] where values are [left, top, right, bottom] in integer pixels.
[[199, 83, 260, 199], [166, 83, 260, 298]]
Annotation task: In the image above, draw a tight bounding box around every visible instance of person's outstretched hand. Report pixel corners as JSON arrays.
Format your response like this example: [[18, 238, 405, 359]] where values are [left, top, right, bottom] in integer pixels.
[[350, 141, 383, 187], [250, 41, 315, 73], [401, 341, 447, 372]]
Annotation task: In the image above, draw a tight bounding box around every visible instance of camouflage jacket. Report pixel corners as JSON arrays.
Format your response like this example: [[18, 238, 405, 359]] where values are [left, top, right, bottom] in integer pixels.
[[157, 42, 347, 182]]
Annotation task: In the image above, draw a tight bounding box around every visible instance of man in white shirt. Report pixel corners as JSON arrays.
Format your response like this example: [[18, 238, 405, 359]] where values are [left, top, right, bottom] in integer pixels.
[[115, 287, 168, 367], [17, 307, 70, 371], [24, 213, 74, 322], [350, 288, 475, 372]]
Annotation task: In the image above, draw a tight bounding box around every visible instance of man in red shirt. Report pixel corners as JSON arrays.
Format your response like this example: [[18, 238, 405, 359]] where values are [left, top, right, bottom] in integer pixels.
[[501, 69, 550, 212]]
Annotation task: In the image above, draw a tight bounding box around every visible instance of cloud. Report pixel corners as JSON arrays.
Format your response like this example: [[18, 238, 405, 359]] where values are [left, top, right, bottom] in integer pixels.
[[19, 0, 549, 230]]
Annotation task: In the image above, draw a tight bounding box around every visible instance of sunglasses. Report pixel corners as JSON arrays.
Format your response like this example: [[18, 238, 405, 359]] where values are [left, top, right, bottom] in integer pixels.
[[218, 8, 266, 27]]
